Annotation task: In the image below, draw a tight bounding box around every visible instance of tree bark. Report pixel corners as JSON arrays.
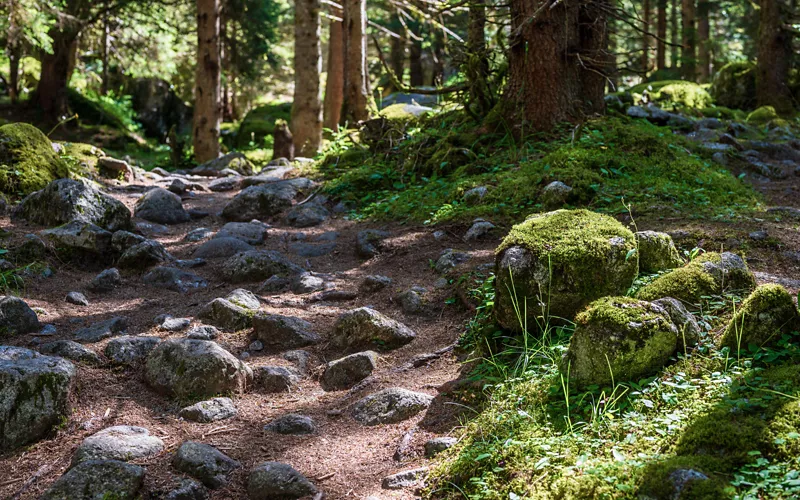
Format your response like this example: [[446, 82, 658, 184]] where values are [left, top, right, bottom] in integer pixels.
[[681, 0, 696, 80], [37, 28, 79, 121], [8, 45, 20, 105], [431, 29, 445, 86], [323, 8, 344, 131], [220, 9, 231, 121], [697, 0, 710, 83], [656, 0, 667, 71], [642, 0, 650, 75], [757, 0, 793, 113], [292, 0, 323, 156], [503, 0, 609, 132], [409, 38, 424, 87], [194, 0, 222, 163], [387, 14, 406, 93], [101, 6, 110, 95], [341, 0, 371, 124], [466, 0, 491, 114], [670, 0, 679, 68]]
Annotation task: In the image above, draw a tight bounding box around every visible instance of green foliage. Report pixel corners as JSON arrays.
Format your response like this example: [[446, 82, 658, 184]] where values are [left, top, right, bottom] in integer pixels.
[[66, 88, 140, 134], [720, 284, 799, 351], [710, 61, 757, 111], [746, 106, 780, 125], [0, 123, 71, 195], [236, 102, 292, 149], [628, 80, 714, 111]]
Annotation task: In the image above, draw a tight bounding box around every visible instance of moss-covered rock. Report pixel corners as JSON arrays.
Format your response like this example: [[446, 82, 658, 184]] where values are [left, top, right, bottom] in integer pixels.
[[59, 142, 104, 178], [629, 80, 713, 111], [637, 230, 684, 273], [236, 102, 292, 148], [719, 284, 799, 350], [0, 123, 71, 196], [360, 103, 431, 151], [710, 61, 757, 111], [495, 210, 638, 332], [636, 456, 732, 500], [636, 252, 756, 305], [562, 297, 679, 388], [746, 106, 779, 125]]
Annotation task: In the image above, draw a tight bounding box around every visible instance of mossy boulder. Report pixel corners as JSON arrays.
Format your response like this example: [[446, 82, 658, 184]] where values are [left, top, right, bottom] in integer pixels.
[[58, 142, 104, 178], [0, 123, 71, 195], [719, 284, 799, 350], [636, 456, 731, 500], [636, 252, 756, 305], [360, 103, 432, 151], [494, 209, 638, 331], [710, 61, 757, 111], [629, 80, 712, 111], [746, 105, 779, 125], [236, 102, 292, 148], [562, 297, 679, 388], [636, 231, 684, 273]]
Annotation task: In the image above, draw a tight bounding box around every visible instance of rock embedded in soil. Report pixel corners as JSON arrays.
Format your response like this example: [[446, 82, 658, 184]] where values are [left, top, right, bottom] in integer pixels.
[[75, 316, 128, 343], [186, 227, 214, 242], [118, 239, 173, 269], [720, 284, 800, 350], [134, 187, 191, 225], [290, 272, 325, 294], [41, 220, 113, 258], [255, 366, 300, 393], [160, 316, 191, 331], [72, 425, 165, 465], [14, 233, 48, 262], [463, 219, 497, 242], [199, 291, 260, 331], [652, 297, 701, 351], [246, 462, 317, 500], [193, 237, 254, 259], [191, 152, 254, 177], [0, 295, 41, 335], [424, 437, 457, 457], [259, 275, 291, 293], [208, 176, 242, 192], [331, 307, 416, 351], [164, 479, 209, 500], [65, 291, 89, 306], [172, 441, 241, 489], [360, 274, 393, 294], [187, 324, 220, 340], [356, 229, 390, 258], [105, 336, 161, 365], [222, 250, 304, 283], [89, 267, 122, 292], [12, 178, 132, 231], [145, 339, 253, 399], [463, 186, 487, 206], [351, 387, 434, 426], [221, 181, 307, 221], [143, 266, 208, 292], [434, 249, 471, 273], [215, 221, 269, 245], [396, 286, 427, 314], [283, 350, 312, 373], [263, 414, 316, 435], [0, 346, 75, 451], [40, 459, 144, 500], [381, 467, 429, 490], [636, 231, 684, 273], [321, 351, 379, 391], [180, 397, 238, 423], [540, 181, 573, 209], [286, 203, 330, 228], [40, 340, 102, 365]]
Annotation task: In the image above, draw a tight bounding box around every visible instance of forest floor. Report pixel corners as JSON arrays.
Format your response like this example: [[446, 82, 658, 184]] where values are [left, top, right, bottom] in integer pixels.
[[1, 119, 800, 499]]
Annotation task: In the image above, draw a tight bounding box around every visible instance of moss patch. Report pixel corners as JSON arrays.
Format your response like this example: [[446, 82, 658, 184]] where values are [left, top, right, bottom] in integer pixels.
[[720, 284, 799, 351], [0, 123, 71, 196], [710, 61, 757, 111], [236, 102, 292, 149], [746, 106, 779, 124], [628, 80, 713, 111]]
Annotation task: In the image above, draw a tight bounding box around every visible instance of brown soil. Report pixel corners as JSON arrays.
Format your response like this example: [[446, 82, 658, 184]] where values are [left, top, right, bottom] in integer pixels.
[[1, 157, 799, 499]]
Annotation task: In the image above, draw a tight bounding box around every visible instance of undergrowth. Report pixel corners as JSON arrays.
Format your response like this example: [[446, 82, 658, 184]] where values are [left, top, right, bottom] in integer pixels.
[[313, 113, 760, 224]]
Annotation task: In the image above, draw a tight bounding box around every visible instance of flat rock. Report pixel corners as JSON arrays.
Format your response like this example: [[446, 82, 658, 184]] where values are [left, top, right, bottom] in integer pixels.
[[40, 340, 102, 365], [252, 314, 320, 350], [215, 221, 269, 245], [351, 387, 433, 426], [331, 307, 416, 351], [191, 152, 254, 177], [247, 462, 317, 499], [180, 397, 238, 423], [72, 425, 164, 465], [75, 316, 128, 343], [286, 203, 330, 228], [193, 237, 254, 259], [321, 351, 378, 391], [290, 272, 325, 294], [187, 325, 220, 340], [173, 441, 241, 489], [89, 268, 122, 292], [424, 437, 457, 457], [41, 220, 113, 257], [222, 250, 304, 283], [105, 336, 161, 365], [208, 176, 242, 192], [143, 266, 208, 292], [263, 414, 315, 435], [360, 275, 393, 294], [256, 366, 299, 393], [382, 467, 428, 490], [41, 459, 144, 500]]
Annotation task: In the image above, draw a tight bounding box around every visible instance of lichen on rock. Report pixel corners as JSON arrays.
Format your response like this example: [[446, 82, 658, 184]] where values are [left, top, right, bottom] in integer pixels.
[[720, 283, 799, 351]]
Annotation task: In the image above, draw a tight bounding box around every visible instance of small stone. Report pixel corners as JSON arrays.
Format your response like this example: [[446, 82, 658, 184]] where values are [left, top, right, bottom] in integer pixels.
[[40, 340, 102, 364], [540, 181, 573, 208], [359, 275, 393, 294], [164, 479, 209, 500], [249, 340, 264, 352], [208, 176, 242, 192], [286, 203, 330, 228], [321, 351, 378, 391], [259, 276, 291, 293], [134, 188, 191, 225], [396, 287, 426, 314], [463, 220, 496, 242], [434, 249, 471, 273], [75, 316, 128, 343], [263, 414, 315, 435], [290, 273, 325, 294], [105, 336, 160, 365], [356, 229, 390, 258], [247, 462, 317, 499], [432, 230, 446, 240], [161, 316, 191, 331], [381, 467, 428, 490], [185, 228, 214, 242], [173, 441, 240, 489], [351, 387, 433, 425], [177, 258, 207, 268], [282, 350, 311, 374], [187, 325, 220, 340], [89, 268, 122, 292], [194, 237, 254, 259], [462, 186, 487, 206], [749, 230, 768, 241], [66, 291, 89, 306], [40, 459, 144, 500], [256, 366, 300, 393], [626, 105, 649, 119], [118, 240, 173, 269], [252, 314, 320, 350], [72, 425, 165, 465], [424, 437, 457, 457], [215, 221, 269, 245], [142, 266, 208, 293], [0, 296, 41, 335], [180, 397, 238, 423], [38, 324, 57, 336]]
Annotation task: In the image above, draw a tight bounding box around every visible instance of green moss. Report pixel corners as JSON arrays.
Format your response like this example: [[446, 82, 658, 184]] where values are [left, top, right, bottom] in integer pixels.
[[236, 102, 292, 149], [0, 123, 71, 196], [637, 456, 732, 500], [720, 284, 798, 350], [710, 61, 757, 111], [629, 80, 713, 110], [59, 142, 104, 179], [746, 106, 779, 125], [699, 106, 738, 120]]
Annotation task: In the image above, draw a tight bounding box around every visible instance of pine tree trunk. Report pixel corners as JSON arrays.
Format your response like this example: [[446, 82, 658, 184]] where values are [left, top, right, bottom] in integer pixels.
[[8, 45, 20, 105], [194, 0, 221, 163], [409, 38, 424, 87], [323, 8, 344, 131], [230, 21, 240, 120], [292, 0, 323, 156], [670, 0, 679, 68], [341, 0, 371, 124], [697, 0, 710, 83], [642, 0, 650, 75], [388, 25, 406, 92], [656, 0, 667, 71], [101, 7, 110, 95], [220, 11, 231, 121], [466, 0, 491, 114], [37, 28, 79, 121], [504, 0, 609, 132], [681, 0, 696, 80], [757, 0, 793, 113], [431, 29, 445, 86]]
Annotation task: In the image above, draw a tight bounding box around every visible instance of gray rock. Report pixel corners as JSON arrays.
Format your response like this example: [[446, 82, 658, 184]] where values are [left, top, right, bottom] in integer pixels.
[[290, 273, 325, 294], [72, 425, 165, 465], [668, 468, 709, 499], [187, 325, 220, 340], [0, 295, 40, 335], [105, 336, 160, 365], [14, 233, 48, 262], [252, 314, 320, 349], [289, 241, 337, 257], [173, 441, 241, 488], [259, 275, 291, 293], [540, 181, 573, 208], [208, 176, 242, 192], [63, 291, 88, 309], [12, 178, 131, 231], [396, 287, 426, 314], [134, 188, 191, 224], [434, 249, 471, 273], [256, 366, 300, 393], [164, 479, 209, 500], [711, 152, 728, 166], [40, 459, 144, 500], [191, 152, 254, 177], [118, 239, 173, 269], [351, 387, 433, 426], [636, 231, 684, 273], [38, 324, 57, 336], [111, 230, 147, 253], [463, 186, 487, 206], [332, 307, 416, 351], [249, 340, 264, 351], [0, 346, 75, 451], [247, 462, 317, 499], [424, 437, 457, 457], [653, 297, 701, 351], [356, 229, 390, 258], [696, 118, 723, 130], [263, 414, 315, 435], [75, 316, 128, 343], [145, 339, 253, 398], [222, 250, 304, 283], [199, 293, 258, 332], [463, 220, 496, 242], [382, 467, 429, 490], [137, 221, 170, 236], [626, 105, 649, 119], [286, 203, 330, 228], [221, 181, 307, 221], [360, 275, 393, 294], [719, 133, 745, 151], [283, 350, 312, 374], [168, 178, 190, 195], [89, 268, 122, 292], [41, 220, 113, 257], [321, 351, 378, 391], [177, 258, 207, 269], [194, 237, 254, 259], [161, 316, 191, 331], [216, 221, 269, 245], [143, 266, 208, 292], [242, 165, 297, 186], [40, 340, 102, 364], [180, 397, 237, 423], [226, 288, 261, 310], [185, 228, 214, 242], [749, 230, 768, 241]]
